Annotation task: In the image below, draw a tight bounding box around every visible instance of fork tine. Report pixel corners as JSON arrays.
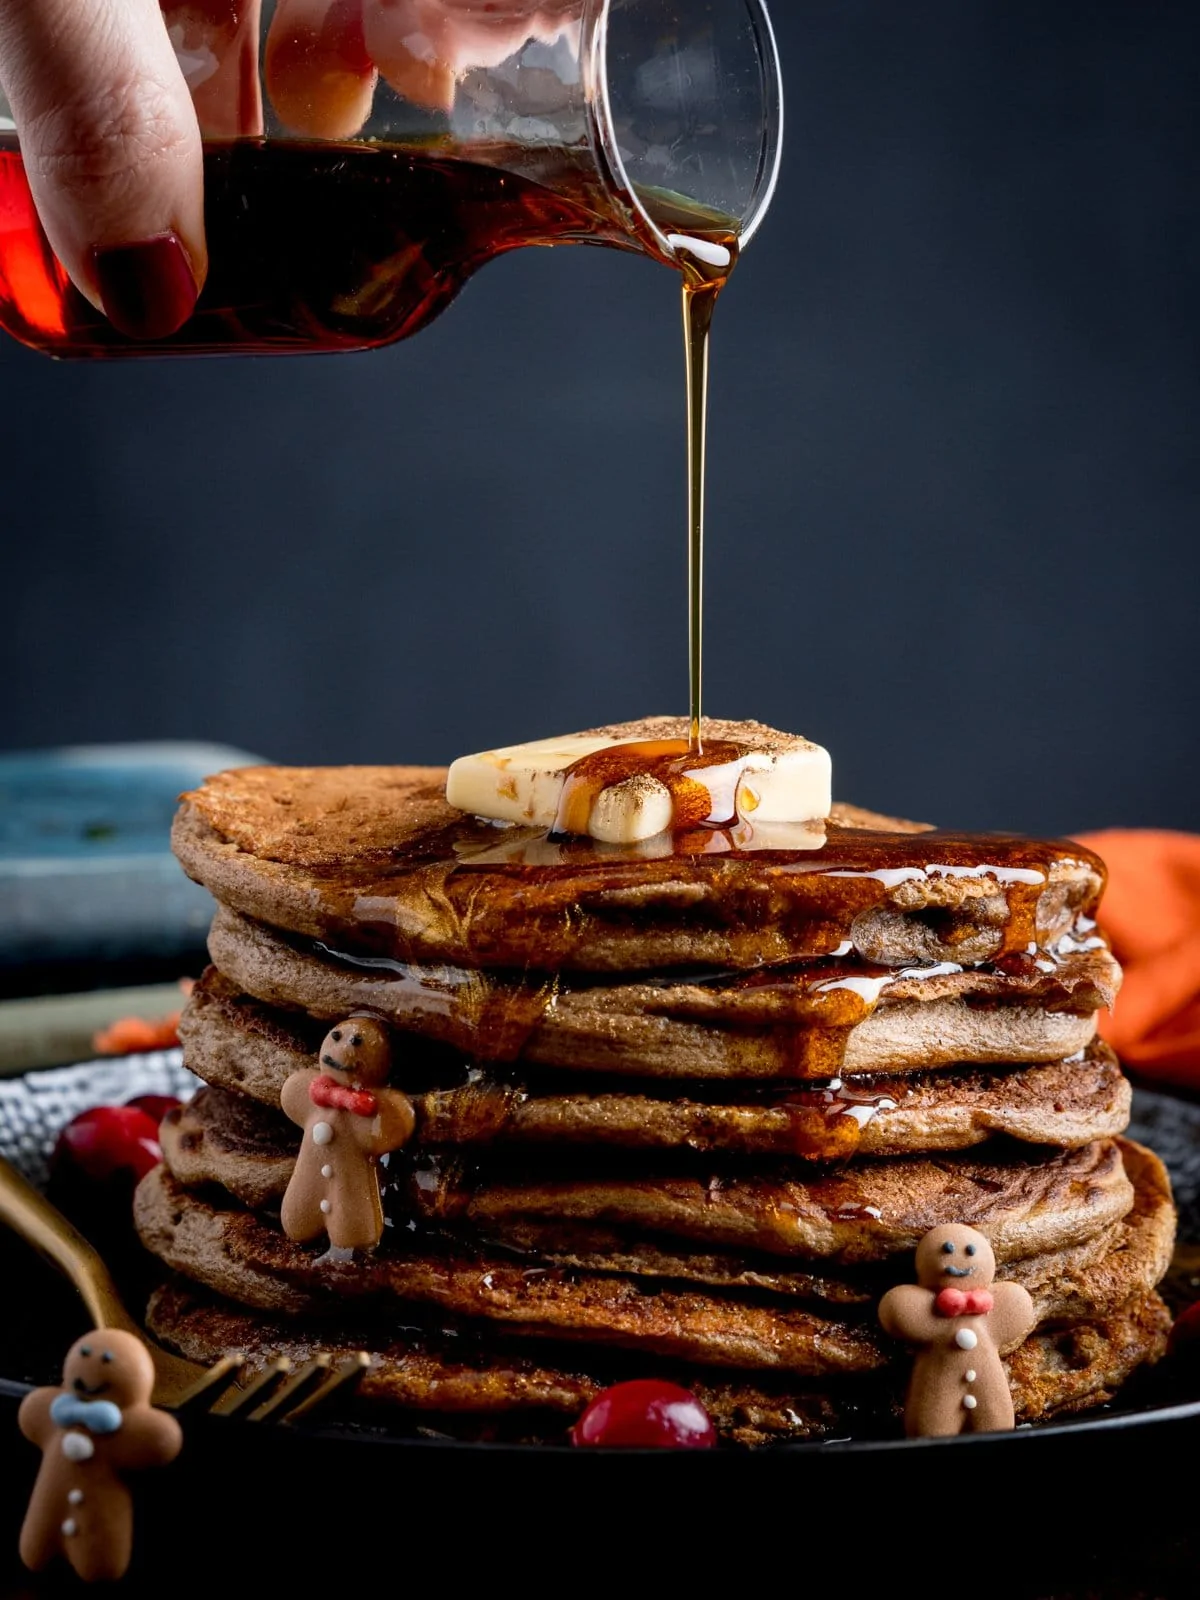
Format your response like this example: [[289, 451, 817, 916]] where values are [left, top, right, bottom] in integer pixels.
[[278, 1353, 372, 1426], [170, 1353, 247, 1414], [247, 1354, 333, 1422], [207, 1356, 293, 1419]]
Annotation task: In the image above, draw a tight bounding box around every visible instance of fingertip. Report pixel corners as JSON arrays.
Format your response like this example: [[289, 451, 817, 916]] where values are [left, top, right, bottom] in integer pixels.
[[91, 231, 200, 340], [361, 1, 455, 113], [266, 0, 378, 139], [368, 40, 454, 114], [0, 0, 208, 329]]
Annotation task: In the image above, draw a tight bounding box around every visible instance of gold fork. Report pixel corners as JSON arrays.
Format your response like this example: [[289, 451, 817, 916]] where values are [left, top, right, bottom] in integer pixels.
[[0, 1157, 368, 1423]]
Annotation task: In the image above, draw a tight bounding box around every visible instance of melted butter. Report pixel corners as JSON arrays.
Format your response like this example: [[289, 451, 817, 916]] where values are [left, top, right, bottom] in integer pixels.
[[551, 738, 759, 839]]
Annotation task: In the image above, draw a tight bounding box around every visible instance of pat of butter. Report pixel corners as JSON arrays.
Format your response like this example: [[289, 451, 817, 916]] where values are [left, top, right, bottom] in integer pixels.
[[446, 729, 832, 844]]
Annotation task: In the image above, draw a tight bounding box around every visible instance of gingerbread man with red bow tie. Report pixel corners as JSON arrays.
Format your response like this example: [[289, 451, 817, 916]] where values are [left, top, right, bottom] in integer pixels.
[[281, 1017, 415, 1253], [879, 1223, 1036, 1437]]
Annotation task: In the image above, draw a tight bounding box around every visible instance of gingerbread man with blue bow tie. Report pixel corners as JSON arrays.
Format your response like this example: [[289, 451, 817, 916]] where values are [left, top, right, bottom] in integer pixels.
[[18, 1329, 182, 1582]]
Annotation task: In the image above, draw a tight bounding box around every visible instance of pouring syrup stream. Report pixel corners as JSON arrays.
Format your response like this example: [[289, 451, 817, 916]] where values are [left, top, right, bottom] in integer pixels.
[[670, 230, 739, 753]]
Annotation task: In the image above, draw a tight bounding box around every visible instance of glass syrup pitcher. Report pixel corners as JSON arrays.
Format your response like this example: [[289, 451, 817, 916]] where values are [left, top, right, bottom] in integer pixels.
[[0, 0, 781, 358]]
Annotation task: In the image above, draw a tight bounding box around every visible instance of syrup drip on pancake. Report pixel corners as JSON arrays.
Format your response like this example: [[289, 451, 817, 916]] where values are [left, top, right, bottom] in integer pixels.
[[305, 931, 1103, 1086], [311, 940, 560, 1066], [442, 825, 1092, 968], [418, 1073, 905, 1164], [777, 1081, 901, 1161], [305, 940, 903, 1081], [175, 770, 1108, 973]]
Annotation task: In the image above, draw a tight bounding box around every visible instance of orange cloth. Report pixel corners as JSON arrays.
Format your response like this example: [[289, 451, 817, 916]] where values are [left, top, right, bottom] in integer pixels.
[[1077, 830, 1200, 1088]]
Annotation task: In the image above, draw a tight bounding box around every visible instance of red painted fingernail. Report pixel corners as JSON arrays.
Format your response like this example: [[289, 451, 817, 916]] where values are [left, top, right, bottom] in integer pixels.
[[92, 233, 198, 340]]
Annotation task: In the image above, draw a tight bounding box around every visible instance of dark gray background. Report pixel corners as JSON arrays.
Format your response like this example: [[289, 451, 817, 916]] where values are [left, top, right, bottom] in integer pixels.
[[2, 2, 1197, 837]]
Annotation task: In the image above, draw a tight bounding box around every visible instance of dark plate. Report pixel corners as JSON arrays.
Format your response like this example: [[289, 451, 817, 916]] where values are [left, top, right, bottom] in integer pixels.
[[0, 1081, 1198, 1591]]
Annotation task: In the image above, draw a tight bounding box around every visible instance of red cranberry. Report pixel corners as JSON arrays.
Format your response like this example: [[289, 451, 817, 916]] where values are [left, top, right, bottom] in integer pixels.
[[125, 1094, 182, 1126], [1169, 1301, 1200, 1358], [53, 1106, 163, 1185], [571, 1381, 717, 1450]]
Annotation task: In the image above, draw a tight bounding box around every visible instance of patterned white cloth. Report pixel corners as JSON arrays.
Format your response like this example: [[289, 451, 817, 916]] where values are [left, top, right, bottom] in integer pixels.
[[0, 1050, 198, 1187]]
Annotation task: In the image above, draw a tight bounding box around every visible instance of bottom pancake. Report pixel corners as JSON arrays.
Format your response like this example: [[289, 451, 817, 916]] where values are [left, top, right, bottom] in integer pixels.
[[145, 1277, 1171, 1447], [134, 1141, 1172, 1377]]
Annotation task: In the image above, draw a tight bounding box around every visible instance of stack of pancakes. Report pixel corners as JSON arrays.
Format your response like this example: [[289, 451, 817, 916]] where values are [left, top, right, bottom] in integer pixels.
[[135, 738, 1175, 1444]]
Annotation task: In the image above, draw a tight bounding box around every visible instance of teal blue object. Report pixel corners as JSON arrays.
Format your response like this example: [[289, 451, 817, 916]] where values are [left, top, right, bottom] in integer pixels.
[[0, 743, 263, 966]]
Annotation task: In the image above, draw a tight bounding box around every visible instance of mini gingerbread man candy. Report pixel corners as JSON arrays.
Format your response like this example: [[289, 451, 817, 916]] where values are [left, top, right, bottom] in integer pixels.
[[280, 1016, 415, 1253], [878, 1223, 1036, 1438], [18, 1329, 182, 1582]]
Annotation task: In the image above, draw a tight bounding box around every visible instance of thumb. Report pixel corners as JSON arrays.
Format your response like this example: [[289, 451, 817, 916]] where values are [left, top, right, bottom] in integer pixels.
[[0, 0, 206, 338]]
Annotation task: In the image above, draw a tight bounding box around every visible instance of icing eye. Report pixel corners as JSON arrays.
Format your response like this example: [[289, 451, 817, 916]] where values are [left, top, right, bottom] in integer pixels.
[[351, 1034, 363, 1048], [941, 1242, 956, 1255], [965, 1244, 977, 1257], [79, 1346, 92, 1357], [331, 1030, 342, 1042], [101, 1351, 114, 1363]]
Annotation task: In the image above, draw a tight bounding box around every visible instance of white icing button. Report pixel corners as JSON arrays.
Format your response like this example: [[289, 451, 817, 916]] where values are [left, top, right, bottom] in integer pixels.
[[68, 1489, 84, 1506], [61, 1519, 77, 1537], [963, 1395, 978, 1411], [965, 1370, 977, 1383], [320, 1199, 332, 1214], [312, 1122, 333, 1146], [321, 1164, 333, 1179], [61, 1433, 94, 1462], [955, 1328, 979, 1351]]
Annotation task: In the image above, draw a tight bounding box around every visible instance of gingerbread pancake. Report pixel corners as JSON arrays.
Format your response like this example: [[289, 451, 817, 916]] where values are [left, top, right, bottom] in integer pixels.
[[134, 1144, 1165, 1375], [164, 1042, 1132, 1211], [405, 1138, 1135, 1264], [447, 1139, 1173, 1318], [145, 1277, 1171, 1446], [155, 1123, 1134, 1272], [204, 909, 1109, 1080], [172, 744, 1106, 974]]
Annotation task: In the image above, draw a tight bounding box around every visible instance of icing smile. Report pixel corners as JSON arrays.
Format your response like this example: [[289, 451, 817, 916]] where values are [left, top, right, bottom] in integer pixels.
[[942, 1266, 974, 1279], [72, 1378, 111, 1396]]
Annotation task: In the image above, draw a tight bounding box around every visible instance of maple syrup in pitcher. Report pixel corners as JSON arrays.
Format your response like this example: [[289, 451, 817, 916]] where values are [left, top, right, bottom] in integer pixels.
[[0, 136, 735, 357]]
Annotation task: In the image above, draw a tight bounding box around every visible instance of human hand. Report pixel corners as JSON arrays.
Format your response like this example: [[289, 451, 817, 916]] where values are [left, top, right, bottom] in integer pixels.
[[0, 0, 215, 336], [0, 1, 580, 337]]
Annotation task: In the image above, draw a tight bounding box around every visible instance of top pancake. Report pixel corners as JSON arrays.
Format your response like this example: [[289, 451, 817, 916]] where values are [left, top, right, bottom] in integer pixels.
[[174, 761, 1106, 973]]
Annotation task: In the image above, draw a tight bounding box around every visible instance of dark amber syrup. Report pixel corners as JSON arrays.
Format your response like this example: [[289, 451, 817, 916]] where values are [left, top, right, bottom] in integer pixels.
[[0, 136, 703, 357]]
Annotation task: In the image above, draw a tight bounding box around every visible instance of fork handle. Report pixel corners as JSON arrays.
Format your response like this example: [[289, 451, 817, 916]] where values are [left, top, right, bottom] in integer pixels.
[[0, 1156, 140, 1334]]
